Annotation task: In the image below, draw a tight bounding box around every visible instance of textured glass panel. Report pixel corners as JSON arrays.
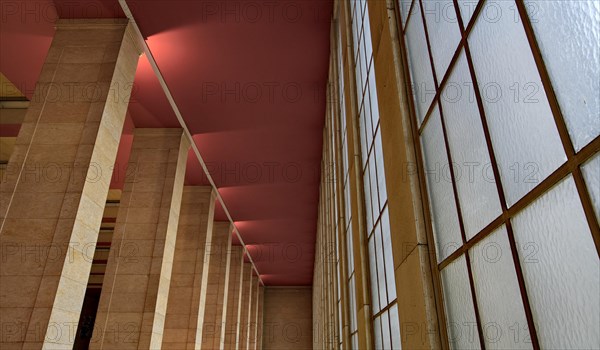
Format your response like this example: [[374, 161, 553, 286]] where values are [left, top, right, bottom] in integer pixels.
[[470, 227, 532, 349], [375, 129, 388, 206], [368, 236, 380, 313], [513, 176, 600, 349], [375, 224, 388, 306], [441, 255, 481, 349], [525, 0, 600, 151], [368, 68, 380, 125], [582, 152, 600, 221], [457, 0, 478, 26], [405, 3, 436, 123], [364, 170, 374, 232], [349, 276, 357, 331], [389, 304, 401, 349], [468, 0, 566, 206], [422, 0, 462, 78], [374, 316, 383, 350], [381, 207, 397, 301], [369, 157, 380, 214], [399, 0, 413, 27], [381, 311, 391, 350], [421, 107, 462, 261], [442, 51, 502, 239], [346, 224, 354, 275]]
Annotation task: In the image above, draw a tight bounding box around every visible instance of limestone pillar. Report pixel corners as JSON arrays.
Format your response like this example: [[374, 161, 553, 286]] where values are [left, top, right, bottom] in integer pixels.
[[91, 128, 190, 349], [200, 222, 232, 349], [162, 186, 216, 349], [255, 286, 264, 350], [223, 246, 244, 350], [0, 19, 140, 349]]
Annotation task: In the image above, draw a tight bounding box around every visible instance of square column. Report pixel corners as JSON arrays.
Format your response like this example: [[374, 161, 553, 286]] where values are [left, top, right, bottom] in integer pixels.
[[200, 222, 233, 349], [162, 186, 216, 350], [91, 128, 190, 349], [0, 19, 140, 349], [223, 246, 244, 350], [238, 263, 253, 350], [247, 277, 259, 350]]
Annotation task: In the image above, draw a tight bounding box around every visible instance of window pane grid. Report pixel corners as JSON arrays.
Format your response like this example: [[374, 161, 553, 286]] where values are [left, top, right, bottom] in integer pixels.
[[399, 0, 600, 348]]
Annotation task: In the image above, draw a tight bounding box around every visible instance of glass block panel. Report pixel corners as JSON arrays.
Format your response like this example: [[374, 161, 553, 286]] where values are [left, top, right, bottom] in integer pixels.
[[470, 227, 532, 349], [422, 0, 462, 78], [421, 106, 462, 261], [582, 152, 600, 221], [390, 304, 402, 349], [457, 0, 479, 26], [512, 176, 600, 349], [405, 2, 437, 123], [441, 255, 481, 349], [525, 0, 600, 151], [468, 0, 566, 206], [441, 51, 502, 239], [368, 236, 380, 313]]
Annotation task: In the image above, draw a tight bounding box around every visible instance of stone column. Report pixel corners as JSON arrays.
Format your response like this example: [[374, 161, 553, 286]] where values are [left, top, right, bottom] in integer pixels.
[[238, 263, 253, 350], [247, 277, 259, 350], [162, 186, 216, 350], [199, 222, 232, 349], [223, 246, 244, 350], [256, 286, 264, 350], [0, 19, 140, 349], [91, 128, 190, 349]]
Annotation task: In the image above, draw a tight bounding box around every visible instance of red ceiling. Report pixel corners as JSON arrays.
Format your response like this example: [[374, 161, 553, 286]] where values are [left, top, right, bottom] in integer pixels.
[[0, 0, 332, 285]]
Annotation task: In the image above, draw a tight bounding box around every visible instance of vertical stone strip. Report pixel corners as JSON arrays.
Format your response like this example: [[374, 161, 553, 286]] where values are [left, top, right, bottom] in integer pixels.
[[247, 277, 259, 350], [91, 128, 190, 349], [238, 263, 253, 350], [162, 186, 216, 349], [256, 286, 264, 350], [0, 19, 140, 349], [199, 222, 232, 349], [223, 246, 244, 350]]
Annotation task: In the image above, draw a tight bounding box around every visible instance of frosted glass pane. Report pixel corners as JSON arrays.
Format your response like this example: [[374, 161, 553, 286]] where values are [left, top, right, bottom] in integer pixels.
[[374, 316, 383, 350], [422, 0, 462, 78], [368, 236, 380, 313], [442, 51, 502, 239], [470, 227, 532, 349], [399, 0, 413, 27], [582, 152, 600, 221], [512, 176, 600, 349], [389, 304, 401, 349], [405, 3, 436, 123], [457, 0, 478, 26], [525, 0, 600, 151], [381, 311, 391, 350], [369, 157, 379, 215], [368, 68, 380, 125], [381, 208, 397, 301], [346, 224, 354, 275], [364, 169, 374, 232], [421, 107, 462, 261], [468, 1, 566, 206], [375, 224, 388, 306], [349, 276, 358, 331], [441, 255, 481, 349], [375, 130, 388, 207]]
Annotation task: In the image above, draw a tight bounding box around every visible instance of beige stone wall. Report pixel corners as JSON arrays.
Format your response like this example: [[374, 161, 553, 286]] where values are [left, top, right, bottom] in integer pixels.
[[262, 287, 312, 350]]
